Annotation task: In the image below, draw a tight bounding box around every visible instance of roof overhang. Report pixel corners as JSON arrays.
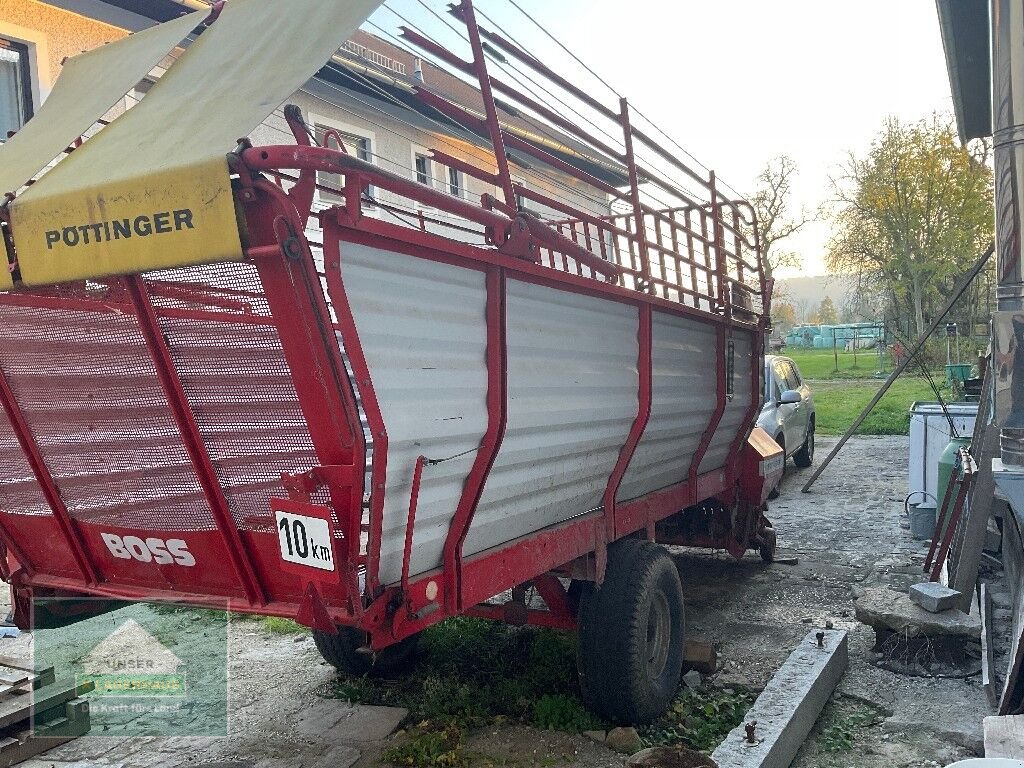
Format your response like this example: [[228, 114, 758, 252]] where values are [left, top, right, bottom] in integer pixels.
[[936, 0, 992, 141]]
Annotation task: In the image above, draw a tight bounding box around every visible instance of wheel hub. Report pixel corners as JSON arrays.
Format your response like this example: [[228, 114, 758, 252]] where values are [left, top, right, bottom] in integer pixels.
[[646, 591, 672, 679]]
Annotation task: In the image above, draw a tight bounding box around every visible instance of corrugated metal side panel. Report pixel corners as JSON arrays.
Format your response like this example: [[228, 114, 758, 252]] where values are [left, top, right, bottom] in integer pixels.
[[340, 243, 489, 586], [465, 280, 638, 556], [618, 311, 717, 502], [698, 331, 755, 474]]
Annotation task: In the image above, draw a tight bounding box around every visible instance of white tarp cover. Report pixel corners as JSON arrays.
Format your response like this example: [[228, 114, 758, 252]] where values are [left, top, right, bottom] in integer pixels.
[[11, 0, 382, 287], [0, 8, 209, 199]]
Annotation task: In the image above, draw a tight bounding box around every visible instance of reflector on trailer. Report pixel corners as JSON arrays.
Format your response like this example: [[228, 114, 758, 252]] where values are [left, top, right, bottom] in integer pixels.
[[0, 8, 210, 200], [11, 0, 383, 287]]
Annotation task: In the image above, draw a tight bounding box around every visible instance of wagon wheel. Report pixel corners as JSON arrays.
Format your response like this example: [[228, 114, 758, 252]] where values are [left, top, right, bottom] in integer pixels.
[[577, 539, 685, 724], [313, 626, 419, 677]]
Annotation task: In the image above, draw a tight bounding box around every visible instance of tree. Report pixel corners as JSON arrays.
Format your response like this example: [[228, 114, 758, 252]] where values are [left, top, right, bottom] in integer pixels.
[[750, 155, 813, 281], [826, 115, 993, 339], [817, 296, 839, 324], [771, 301, 797, 332]]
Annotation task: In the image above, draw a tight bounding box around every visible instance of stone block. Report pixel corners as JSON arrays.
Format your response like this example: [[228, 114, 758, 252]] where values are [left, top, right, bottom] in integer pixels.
[[908, 582, 961, 613], [711, 629, 848, 768]]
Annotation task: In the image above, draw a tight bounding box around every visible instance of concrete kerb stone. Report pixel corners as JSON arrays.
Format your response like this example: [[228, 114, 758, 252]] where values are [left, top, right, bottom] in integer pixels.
[[908, 582, 962, 614], [711, 629, 848, 768]]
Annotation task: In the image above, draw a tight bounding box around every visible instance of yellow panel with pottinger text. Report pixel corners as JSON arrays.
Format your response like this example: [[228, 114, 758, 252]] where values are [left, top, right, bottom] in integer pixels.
[[11, 156, 240, 287]]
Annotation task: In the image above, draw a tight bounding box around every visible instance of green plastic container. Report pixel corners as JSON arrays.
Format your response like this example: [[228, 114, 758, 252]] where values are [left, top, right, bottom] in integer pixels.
[[945, 363, 972, 386], [936, 436, 971, 542]]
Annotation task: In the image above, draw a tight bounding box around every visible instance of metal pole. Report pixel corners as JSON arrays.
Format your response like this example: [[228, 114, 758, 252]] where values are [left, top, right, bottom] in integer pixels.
[[460, 0, 517, 209], [802, 242, 995, 493]]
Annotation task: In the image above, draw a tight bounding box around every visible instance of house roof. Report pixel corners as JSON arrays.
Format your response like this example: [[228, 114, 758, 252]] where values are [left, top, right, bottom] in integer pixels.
[[935, 0, 991, 142]]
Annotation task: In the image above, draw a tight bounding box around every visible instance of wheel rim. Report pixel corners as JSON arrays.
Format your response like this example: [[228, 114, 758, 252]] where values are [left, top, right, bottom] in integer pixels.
[[646, 591, 672, 680], [807, 430, 814, 460]]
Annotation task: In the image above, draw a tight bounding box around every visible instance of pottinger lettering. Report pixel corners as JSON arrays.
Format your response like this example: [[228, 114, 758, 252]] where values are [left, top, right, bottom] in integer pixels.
[[44, 209, 195, 250]]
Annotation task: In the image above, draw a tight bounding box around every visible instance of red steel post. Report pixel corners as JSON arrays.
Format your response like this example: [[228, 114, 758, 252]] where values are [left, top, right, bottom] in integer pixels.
[[619, 98, 653, 290], [443, 267, 507, 612], [460, 0, 518, 209], [0, 367, 98, 585], [126, 276, 266, 606], [604, 304, 653, 541]]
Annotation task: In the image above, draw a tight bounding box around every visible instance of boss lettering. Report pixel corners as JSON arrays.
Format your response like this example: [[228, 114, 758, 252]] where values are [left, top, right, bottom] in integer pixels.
[[101, 533, 196, 567], [44, 209, 195, 250]]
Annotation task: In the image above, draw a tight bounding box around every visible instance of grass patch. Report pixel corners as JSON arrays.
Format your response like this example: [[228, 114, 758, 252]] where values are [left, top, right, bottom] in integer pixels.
[[323, 618, 743, 766], [323, 617, 597, 730], [784, 347, 893, 380], [811, 378, 948, 436], [641, 686, 756, 753], [781, 348, 954, 436]]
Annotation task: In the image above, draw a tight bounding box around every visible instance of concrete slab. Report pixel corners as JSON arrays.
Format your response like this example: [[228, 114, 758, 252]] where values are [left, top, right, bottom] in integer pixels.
[[711, 630, 848, 768], [909, 582, 961, 613], [985, 714, 1024, 758], [855, 587, 980, 638], [291, 699, 408, 743]]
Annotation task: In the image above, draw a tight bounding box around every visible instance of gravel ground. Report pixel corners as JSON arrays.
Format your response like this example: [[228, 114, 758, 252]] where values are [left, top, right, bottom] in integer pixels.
[[4, 435, 1002, 766]]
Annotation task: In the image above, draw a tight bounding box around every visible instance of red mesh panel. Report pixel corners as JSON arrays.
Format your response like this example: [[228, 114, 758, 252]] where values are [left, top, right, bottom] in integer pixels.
[[144, 263, 322, 532], [0, 301, 215, 531], [0, 404, 50, 516]]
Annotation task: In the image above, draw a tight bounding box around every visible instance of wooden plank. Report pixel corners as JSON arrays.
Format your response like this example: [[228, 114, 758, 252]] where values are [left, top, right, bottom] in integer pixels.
[[0, 679, 92, 730], [0, 673, 29, 689], [683, 640, 717, 674], [951, 366, 999, 612], [983, 583, 999, 707], [985, 714, 1024, 758]]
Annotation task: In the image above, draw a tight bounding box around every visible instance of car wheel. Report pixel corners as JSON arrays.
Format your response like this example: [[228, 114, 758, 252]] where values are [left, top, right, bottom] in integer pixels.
[[767, 436, 785, 499], [794, 420, 814, 468]]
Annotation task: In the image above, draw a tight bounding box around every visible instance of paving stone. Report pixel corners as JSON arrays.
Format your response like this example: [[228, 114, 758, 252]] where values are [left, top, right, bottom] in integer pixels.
[[606, 726, 642, 754], [855, 586, 980, 638], [908, 582, 962, 613], [291, 700, 407, 743]]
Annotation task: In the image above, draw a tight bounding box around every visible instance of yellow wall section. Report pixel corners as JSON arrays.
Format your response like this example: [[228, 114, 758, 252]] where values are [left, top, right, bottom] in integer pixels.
[[0, 0, 127, 92]]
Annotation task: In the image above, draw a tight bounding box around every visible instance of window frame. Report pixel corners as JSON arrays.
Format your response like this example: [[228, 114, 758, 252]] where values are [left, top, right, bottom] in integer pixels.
[[447, 165, 464, 199], [309, 113, 377, 209], [0, 36, 34, 140]]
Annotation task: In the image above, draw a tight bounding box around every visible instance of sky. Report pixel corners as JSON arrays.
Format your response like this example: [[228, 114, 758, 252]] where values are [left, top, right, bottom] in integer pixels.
[[367, 0, 957, 277]]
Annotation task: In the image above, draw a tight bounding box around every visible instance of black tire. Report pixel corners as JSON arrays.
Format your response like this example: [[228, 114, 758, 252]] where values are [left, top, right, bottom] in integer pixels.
[[578, 539, 685, 725], [313, 626, 419, 677], [794, 420, 814, 468], [759, 526, 777, 563]]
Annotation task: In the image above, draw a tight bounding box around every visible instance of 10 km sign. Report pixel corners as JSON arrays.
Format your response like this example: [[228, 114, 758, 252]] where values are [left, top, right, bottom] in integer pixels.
[[274, 508, 336, 573]]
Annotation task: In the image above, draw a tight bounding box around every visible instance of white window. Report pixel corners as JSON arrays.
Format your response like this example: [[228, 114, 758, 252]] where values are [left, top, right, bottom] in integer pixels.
[[0, 38, 32, 141], [414, 153, 431, 187], [447, 166, 464, 198], [314, 124, 374, 206]]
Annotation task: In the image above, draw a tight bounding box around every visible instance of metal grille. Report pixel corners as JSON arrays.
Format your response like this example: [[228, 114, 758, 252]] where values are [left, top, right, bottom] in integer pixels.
[[0, 402, 49, 516], [145, 263, 321, 532], [0, 301, 215, 531]]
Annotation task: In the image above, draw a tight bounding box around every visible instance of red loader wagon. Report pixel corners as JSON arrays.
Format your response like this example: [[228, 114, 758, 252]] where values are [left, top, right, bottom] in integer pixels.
[[0, 0, 783, 723]]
